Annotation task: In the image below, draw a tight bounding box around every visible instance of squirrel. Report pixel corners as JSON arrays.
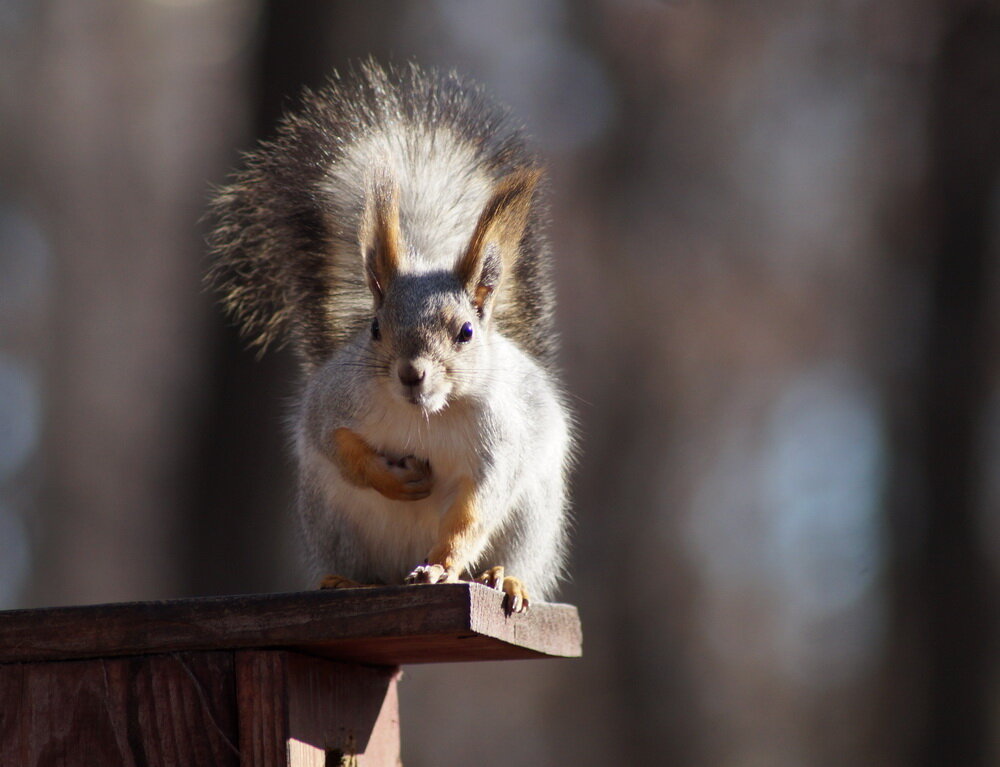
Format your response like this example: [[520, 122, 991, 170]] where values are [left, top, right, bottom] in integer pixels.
[[207, 61, 573, 612]]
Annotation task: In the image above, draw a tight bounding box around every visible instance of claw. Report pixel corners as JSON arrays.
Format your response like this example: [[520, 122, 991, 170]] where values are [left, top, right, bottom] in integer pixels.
[[477, 565, 505, 591], [405, 562, 456, 584], [477, 567, 530, 614]]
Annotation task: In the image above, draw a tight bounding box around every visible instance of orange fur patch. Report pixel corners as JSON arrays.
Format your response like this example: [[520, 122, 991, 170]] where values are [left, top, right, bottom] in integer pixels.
[[361, 173, 402, 302], [427, 476, 480, 572], [457, 168, 542, 310], [332, 427, 374, 488], [332, 427, 433, 501]]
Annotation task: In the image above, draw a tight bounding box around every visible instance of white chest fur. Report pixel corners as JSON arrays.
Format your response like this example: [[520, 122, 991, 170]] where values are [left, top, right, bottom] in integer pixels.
[[360, 394, 483, 483], [317, 394, 486, 582]]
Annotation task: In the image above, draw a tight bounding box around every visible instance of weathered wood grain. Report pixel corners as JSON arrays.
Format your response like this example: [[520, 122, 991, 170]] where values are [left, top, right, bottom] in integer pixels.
[[237, 651, 401, 766], [234, 651, 287, 767], [0, 584, 582, 666], [0, 652, 239, 767]]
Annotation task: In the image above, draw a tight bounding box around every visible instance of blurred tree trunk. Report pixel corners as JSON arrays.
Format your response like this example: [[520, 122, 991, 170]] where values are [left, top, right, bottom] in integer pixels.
[[176, 0, 335, 598], [21, 0, 260, 606], [180, 0, 412, 598], [883, 3, 1000, 765]]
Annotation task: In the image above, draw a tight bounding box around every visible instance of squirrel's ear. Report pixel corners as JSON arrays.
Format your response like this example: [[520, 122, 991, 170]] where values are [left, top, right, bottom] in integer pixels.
[[359, 171, 402, 307], [457, 168, 541, 317]]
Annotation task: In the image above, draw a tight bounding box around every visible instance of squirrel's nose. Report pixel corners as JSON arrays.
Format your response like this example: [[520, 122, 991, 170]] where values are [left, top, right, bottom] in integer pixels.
[[397, 359, 427, 388]]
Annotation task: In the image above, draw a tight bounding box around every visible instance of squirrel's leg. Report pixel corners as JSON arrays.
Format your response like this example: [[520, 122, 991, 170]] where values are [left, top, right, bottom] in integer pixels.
[[331, 427, 433, 501], [477, 565, 531, 614], [405, 477, 479, 587]]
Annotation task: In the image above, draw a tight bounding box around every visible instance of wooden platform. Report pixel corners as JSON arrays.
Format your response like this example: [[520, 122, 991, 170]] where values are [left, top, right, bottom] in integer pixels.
[[0, 583, 582, 766]]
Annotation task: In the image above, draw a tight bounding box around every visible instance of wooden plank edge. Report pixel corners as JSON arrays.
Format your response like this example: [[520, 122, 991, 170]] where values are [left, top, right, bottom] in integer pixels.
[[468, 583, 583, 659], [0, 583, 582, 665]]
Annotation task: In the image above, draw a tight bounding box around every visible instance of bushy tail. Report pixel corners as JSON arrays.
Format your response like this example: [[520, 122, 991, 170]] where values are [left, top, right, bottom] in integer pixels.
[[207, 60, 557, 370]]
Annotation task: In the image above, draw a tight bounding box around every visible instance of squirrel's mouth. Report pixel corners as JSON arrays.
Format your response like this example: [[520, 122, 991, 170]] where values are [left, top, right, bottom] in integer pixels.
[[396, 382, 449, 414]]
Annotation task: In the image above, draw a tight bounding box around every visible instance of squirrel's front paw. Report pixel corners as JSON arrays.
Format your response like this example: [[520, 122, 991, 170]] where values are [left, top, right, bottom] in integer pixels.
[[369, 454, 433, 501], [478, 566, 531, 613], [405, 561, 459, 585]]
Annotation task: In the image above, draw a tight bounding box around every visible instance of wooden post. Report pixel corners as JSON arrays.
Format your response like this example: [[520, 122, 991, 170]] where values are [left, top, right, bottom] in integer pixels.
[[0, 584, 581, 766]]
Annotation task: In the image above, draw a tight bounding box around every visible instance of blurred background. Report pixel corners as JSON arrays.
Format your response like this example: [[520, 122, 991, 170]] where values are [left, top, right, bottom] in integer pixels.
[[1, 1, 999, 765]]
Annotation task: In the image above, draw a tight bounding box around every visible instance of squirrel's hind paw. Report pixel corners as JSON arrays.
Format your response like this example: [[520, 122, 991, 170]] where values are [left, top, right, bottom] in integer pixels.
[[318, 574, 366, 590], [477, 566, 531, 614]]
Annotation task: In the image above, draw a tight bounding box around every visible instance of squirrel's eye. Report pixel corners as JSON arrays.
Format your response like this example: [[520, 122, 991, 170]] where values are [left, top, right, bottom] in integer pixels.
[[456, 322, 474, 343], [371, 317, 381, 341]]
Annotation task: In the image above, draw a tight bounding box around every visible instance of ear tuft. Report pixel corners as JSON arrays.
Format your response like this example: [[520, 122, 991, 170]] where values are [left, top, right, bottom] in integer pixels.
[[359, 169, 402, 306], [457, 168, 542, 315]]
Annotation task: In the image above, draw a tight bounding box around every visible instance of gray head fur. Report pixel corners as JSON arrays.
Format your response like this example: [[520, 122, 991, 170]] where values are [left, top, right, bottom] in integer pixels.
[[369, 270, 482, 413]]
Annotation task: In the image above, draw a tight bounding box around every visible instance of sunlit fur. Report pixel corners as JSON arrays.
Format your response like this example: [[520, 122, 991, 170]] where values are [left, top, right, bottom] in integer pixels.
[[297, 323, 571, 596], [208, 61, 572, 599], [207, 60, 557, 371]]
